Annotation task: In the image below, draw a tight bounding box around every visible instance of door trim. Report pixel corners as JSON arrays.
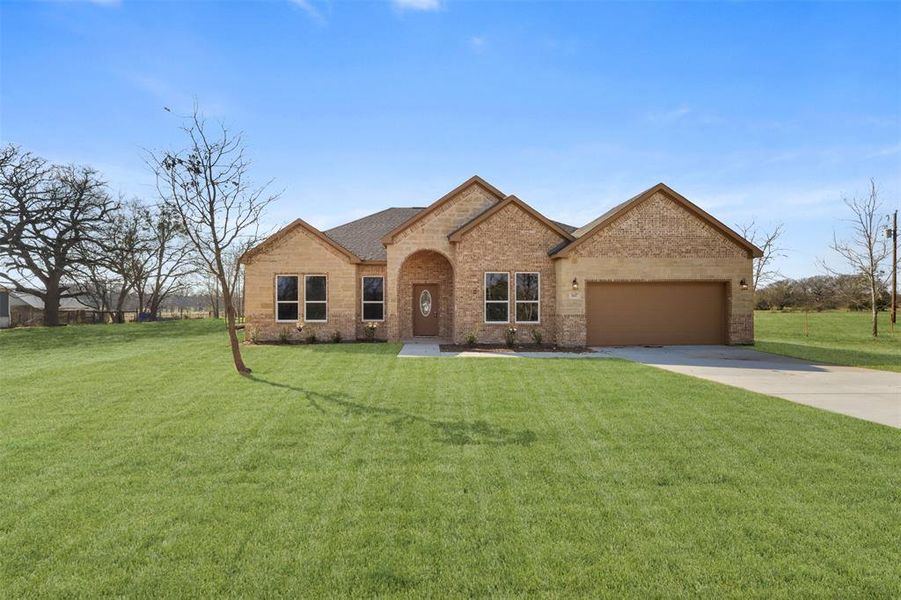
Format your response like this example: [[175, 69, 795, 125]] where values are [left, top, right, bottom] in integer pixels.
[[412, 283, 440, 337]]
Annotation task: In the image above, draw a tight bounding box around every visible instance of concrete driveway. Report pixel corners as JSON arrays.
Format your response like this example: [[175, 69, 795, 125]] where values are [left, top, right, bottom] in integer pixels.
[[599, 345, 901, 428]]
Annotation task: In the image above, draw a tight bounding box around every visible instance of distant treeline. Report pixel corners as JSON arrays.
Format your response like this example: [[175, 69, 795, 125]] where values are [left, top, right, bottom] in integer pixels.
[[756, 274, 891, 311]]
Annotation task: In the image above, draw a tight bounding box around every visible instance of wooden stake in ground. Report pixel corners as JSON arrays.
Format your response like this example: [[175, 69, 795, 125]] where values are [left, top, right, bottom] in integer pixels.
[[150, 109, 277, 375]]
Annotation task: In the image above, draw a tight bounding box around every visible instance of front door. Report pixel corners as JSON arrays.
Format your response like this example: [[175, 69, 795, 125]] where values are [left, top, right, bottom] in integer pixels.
[[413, 284, 439, 336]]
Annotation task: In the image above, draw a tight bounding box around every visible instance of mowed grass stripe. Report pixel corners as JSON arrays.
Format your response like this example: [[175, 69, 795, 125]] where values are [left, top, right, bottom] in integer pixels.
[[1, 320, 899, 597]]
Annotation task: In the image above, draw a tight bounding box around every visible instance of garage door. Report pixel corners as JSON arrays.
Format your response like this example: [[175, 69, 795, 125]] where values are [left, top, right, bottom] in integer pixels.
[[586, 282, 726, 346]]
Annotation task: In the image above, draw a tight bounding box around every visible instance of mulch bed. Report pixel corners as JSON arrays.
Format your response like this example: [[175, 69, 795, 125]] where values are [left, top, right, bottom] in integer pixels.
[[246, 339, 388, 346], [439, 344, 593, 354]]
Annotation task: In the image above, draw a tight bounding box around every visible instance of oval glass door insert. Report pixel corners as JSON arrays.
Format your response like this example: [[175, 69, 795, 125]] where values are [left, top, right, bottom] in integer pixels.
[[419, 290, 432, 317]]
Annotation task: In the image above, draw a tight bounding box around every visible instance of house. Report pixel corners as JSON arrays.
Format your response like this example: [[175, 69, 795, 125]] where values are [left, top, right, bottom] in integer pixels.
[[240, 176, 762, 347], [0, 287, 102, 328], [0, 288, 8, 329]]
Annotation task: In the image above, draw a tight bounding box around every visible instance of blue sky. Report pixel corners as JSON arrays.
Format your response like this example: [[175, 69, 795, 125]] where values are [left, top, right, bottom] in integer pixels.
[[2, 0, 899, 277]]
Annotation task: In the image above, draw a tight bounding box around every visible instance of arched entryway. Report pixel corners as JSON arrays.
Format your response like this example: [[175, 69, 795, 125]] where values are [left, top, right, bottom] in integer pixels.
[[397, 250, 454, 339]]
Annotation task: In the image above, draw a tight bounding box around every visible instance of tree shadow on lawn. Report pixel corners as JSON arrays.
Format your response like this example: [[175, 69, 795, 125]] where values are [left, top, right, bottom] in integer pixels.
[[755, 340, 901, 371], [249, 376, 537, 447]]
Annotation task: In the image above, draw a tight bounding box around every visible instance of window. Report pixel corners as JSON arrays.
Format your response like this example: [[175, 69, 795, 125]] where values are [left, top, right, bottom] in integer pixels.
[[276, 275, 298, 322], [305, 275, 328, 322], [515, 272, 540, 323], [362, 276, 384, 321], [485, 272, 509, 323]]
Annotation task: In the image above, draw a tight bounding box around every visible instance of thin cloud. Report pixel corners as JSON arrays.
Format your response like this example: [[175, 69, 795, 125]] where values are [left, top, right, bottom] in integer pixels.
[[288, 0, 327, 24], [87, 0, 122, 6], [645, 105, 692, 123], [864, 143, 901, 159], [468, 36, 486, 53], [392, 0, 442, 12]]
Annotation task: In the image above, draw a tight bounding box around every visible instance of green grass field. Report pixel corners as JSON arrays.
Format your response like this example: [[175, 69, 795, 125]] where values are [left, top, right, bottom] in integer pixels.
[[1, 320, 899, 597], [755, 310, 901, 372]]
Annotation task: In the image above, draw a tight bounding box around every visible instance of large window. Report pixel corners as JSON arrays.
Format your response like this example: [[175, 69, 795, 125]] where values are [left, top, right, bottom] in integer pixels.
[[304, 275, 328, 322], [515, 272, 540, 323], [276, 275, 298, 322], [485, 272, 509, 323], [362, 276, 384, 321]]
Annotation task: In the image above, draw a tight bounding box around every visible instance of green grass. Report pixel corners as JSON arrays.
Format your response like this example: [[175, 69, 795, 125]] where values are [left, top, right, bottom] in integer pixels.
[[755, 310, 901, 372], [1, 321, 899, 597]]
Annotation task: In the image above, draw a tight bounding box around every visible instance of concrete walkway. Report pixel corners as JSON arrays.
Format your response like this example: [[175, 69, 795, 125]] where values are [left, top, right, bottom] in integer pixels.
[[397, 339, 443, 357], [602, 345, 901, 428]]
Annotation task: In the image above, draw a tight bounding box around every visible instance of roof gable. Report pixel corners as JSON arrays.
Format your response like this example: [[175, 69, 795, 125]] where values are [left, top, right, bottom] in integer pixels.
[[240, 218, 361, 264], [553, 183, 763, 258], [448, 195, 576, 243], [380, 175, 506, 244]]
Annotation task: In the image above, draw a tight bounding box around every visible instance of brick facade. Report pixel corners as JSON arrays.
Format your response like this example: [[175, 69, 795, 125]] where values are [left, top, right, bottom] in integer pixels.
[[453, 203, 566, 344], [396, 250, 455, 339], [554, 191, 754, 346], [243, 225, 359, 342], [384, 182, 501, 340], [242, 181, 757, 347], [356, 264, 388, 341]]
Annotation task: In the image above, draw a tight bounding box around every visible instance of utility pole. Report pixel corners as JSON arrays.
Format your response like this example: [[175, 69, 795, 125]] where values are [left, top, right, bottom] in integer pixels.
[[892, 210, 897, 332], [888, 210, 897, 333]]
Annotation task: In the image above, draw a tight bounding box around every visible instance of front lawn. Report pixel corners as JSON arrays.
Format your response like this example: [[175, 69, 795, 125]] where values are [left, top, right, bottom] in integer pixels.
[[1, 320, 899, 597], [755, 310, 901, 372]]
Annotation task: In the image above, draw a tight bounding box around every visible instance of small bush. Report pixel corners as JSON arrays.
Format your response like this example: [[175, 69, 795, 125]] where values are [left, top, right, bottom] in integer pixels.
[[530, 329, 543, 346], [306, 332, 317, 344], [278, 327, 290, 344], [465, 332, 477, 347], [331, 330, 342, 344], [363, 321, 378, 341], [504, 326, 517, 348], [248, 326, 260, 344]]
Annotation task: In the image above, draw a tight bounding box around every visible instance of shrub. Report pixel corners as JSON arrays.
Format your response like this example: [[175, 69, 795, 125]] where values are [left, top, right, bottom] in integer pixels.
[[306, 332, 317, 344], [363, 321, 378, 341], [465, 332, 477, 347], [278, 327, 290, 344], [331, 330, 342, 344], [504, 326, 517, 348], [248, 326, 260, 344], [530, 329, 543, 346]]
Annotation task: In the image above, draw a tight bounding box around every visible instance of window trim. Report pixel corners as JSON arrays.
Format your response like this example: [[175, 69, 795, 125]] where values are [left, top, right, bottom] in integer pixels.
[[304, 274, 329, 323], [361, 276, 385, 322], [484, 271, 510, 324], [275, 274, 299, 323], [514, 271, 541, 324]]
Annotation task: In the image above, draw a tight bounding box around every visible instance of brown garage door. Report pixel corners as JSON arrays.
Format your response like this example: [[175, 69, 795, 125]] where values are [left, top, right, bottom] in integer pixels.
[[586, 281, 726, 346]]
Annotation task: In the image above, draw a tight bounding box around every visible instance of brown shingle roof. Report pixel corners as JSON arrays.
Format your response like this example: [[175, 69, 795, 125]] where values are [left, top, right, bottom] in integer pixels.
[[324, 207, 424, 261], [550, 219, 577, 234]]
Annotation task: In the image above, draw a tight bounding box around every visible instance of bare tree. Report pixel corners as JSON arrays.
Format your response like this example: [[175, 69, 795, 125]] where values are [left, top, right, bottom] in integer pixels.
[[142, 203, 197, 319], [223, 237, 255, 320], [79, 260, 117, 316], [736, 221, 786, 291], [823, 179, 890, 337], [94, 200, 148, 322], [0, 145, 118, 326], [150, 110, 275, 375], [203, 273, 222, 319]]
